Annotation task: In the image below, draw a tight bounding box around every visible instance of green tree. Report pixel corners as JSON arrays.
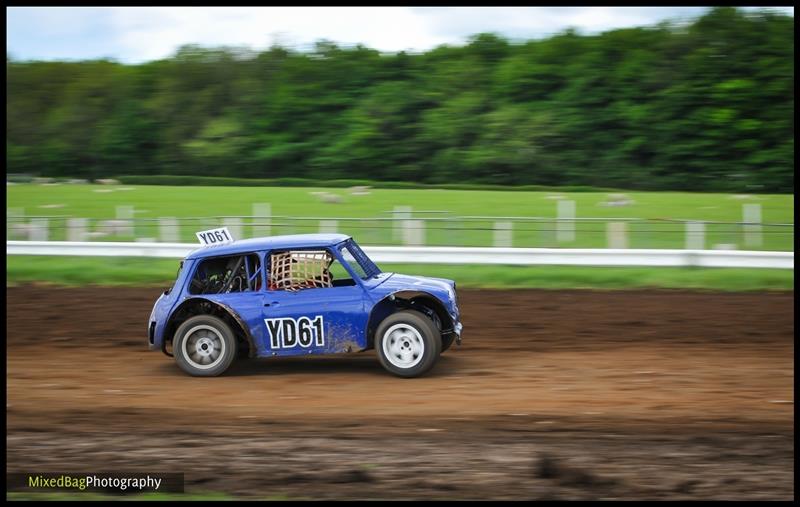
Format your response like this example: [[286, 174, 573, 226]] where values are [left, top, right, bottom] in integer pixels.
[[4, 7, 794, 191]]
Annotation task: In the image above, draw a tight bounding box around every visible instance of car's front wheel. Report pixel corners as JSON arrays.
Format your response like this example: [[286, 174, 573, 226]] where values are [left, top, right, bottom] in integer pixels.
[[376, 310, 441, 378], [173, 315, 237, 377]]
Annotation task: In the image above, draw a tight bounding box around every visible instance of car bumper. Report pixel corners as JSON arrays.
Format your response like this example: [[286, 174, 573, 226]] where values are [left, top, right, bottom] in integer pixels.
[[148, 320, 157, 350], [454, 321, 463, 345]]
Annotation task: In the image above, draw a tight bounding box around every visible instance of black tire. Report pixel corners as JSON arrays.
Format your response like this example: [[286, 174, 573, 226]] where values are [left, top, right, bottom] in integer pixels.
[[375, 310, 441, 378], [173, 315, 237, 377], [441, 333, 455, 353]]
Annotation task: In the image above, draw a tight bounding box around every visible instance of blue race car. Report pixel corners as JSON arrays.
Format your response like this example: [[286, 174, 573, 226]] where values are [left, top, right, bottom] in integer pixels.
[[148, 234, 462, 378]]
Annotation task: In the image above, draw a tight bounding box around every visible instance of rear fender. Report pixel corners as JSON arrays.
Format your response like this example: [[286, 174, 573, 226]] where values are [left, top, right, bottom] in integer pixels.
[[165, 297, 256, 358]]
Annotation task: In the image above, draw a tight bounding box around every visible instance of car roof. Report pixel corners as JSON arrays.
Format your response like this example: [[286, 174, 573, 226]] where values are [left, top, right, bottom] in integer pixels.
[[185, 233, 352, 260]]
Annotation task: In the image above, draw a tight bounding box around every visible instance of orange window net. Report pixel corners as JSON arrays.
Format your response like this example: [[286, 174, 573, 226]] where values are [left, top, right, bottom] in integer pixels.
[[269, 250, 333, 291]]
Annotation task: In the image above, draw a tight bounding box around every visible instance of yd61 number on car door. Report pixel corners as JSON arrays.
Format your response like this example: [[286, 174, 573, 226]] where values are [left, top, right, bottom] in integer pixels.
[[265, 316, 325, 349]]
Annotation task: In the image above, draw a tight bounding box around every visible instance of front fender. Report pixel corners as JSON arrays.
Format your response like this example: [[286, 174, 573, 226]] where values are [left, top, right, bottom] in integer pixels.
[[366, 290, 455, 348]]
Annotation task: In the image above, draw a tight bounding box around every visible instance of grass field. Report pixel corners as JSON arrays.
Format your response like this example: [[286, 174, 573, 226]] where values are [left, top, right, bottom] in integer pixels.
[[6, 256, 793, 291], [7, 184, 794, 289], [7, 184, 794, 250]]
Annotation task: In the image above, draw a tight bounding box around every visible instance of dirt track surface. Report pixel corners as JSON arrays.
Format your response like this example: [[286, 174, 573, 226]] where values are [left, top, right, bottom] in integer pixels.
[[6, 286, 794, 500]]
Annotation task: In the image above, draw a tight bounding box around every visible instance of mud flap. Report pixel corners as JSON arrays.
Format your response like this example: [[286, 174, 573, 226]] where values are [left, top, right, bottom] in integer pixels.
[[161, 338, 173, 357]]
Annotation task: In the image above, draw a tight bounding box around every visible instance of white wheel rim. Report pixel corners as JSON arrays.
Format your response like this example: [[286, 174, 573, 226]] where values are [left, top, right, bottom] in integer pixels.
[[182, 325, 226, 370], [382, 323, 424, 369]]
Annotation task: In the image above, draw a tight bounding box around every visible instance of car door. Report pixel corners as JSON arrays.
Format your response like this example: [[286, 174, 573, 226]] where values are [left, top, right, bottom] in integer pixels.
[[260, 247, 369, 357]]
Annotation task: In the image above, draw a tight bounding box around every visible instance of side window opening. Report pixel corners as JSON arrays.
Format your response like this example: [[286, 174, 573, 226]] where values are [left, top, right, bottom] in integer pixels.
[[268, 250, 356, 291], [190, 254, 262, 295], [329, 256, 356, 287]]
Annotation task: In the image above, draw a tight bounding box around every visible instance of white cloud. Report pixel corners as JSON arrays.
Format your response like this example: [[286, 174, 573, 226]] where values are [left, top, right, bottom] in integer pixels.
[[10, 6, 101, 36], [9, 6, 796, 63], [411, 7, 714, 41], [107, 7, 451, 62]]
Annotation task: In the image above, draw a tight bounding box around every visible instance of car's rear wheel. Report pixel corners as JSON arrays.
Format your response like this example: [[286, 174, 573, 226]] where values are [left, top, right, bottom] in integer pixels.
[[173, 315, 237, 377], [376, 310, 441, 378]]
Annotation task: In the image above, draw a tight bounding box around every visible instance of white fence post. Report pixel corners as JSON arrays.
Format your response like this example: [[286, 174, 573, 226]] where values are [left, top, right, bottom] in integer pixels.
[[252, 203, 271, 238], [116, 205, 134, 236], [743, 203, 762, 248], [403, 219, 425, 246], [393, 206, 412, 242], [557, 200, 575, 243], [159, 217, 180, 243], [493, 221, 513, 248], [607, 222, 628, 249], [7, 208, 23, 239], [319, 219, 338, 233], [223, 218, 243, 240], [29, 218, 49, 241], [67, 218, 88, 242], [685, 221, 705, 250]]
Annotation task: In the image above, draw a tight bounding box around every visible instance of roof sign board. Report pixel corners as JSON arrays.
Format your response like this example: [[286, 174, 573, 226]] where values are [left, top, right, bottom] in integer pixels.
[[195, 227, 235, 247]]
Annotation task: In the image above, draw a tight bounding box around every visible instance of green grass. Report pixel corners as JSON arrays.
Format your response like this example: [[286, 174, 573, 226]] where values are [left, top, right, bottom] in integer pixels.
[[399, 264, 793, 291], [6, 184, 794, 250], [7, 256, 181, 286], [6, 256, 793, 291]]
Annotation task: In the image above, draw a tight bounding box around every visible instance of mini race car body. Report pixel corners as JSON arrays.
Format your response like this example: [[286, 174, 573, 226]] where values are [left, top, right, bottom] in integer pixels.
[[148, 234, 462, 377]]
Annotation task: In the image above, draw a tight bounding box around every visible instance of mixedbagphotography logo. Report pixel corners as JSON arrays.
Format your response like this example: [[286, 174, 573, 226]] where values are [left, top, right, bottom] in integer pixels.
[[7, 473, 184, 494]]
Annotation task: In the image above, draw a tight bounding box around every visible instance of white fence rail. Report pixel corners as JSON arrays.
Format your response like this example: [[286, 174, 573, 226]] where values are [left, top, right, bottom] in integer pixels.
[[6, 241, 794, 269]]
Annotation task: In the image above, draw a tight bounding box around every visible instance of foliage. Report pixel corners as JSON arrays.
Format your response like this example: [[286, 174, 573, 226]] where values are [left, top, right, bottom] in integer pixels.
[[6, 8, 794, 192]]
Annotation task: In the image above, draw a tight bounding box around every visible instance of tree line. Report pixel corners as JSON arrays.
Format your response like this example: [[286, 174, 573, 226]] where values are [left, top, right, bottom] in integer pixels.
[[6, 7, 794, 192]]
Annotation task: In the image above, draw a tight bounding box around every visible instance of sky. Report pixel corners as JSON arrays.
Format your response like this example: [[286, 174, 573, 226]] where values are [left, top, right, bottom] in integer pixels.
[[6, 6, 795, 63]]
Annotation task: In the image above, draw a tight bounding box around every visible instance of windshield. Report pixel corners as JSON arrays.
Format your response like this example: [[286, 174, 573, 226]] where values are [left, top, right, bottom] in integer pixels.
[[340, 240, 381, 279]]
